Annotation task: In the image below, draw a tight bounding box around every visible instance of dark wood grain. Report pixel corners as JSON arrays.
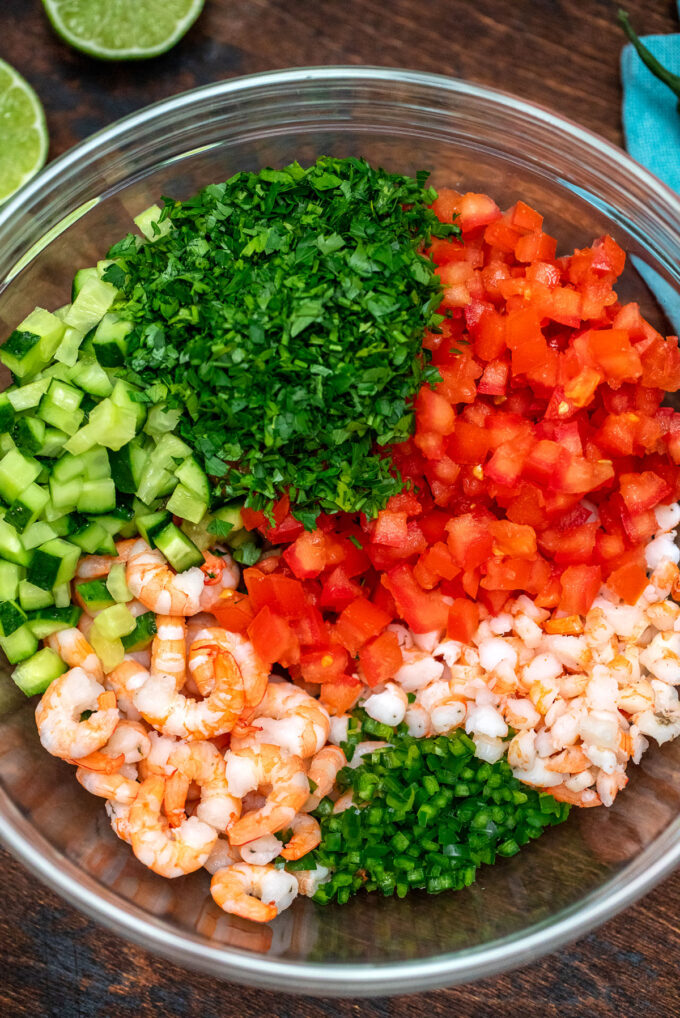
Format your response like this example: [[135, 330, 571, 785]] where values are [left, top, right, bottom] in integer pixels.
[[2, 0, 680, 1013]]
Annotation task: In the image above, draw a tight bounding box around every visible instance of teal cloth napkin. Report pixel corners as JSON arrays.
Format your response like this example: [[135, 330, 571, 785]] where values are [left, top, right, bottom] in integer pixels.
[[620, 16, 680, 330]]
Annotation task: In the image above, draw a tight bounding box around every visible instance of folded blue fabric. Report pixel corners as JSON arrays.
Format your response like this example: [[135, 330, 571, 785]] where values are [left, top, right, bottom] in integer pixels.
[[621, 21, 680, 331]]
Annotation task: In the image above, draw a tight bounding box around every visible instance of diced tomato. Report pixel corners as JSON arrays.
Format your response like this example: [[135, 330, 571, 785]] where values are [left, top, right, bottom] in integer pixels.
[[446, 598, 480, 643], [335, 597, 393, 655], [372, 510, 409, 547], [507, 200, 543, 233], [283, 529, 327, 578], [247, 607, 299, 667], [292, 603, 331, 649], [319, 566, 362, 612], [358, 631, 403, 687], [319, 676, 363, 716], [587, 329, 642, 384], [244, 569, 309, 619], [447, 420, 490, 464], [559, 564, 602, 615], [488, 520, 537, 558], [212, 591, 255, 634], [619, 471, 672, 513], [446, 513, 493, 569], [477, 358, 509, 395], [299, 645, 349, 684], [606, 561, 649, 605], [382, 563, 450, 633]]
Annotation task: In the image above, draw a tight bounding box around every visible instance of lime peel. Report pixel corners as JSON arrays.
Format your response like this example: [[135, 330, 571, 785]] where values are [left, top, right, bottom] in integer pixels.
[[0, 60, 48, 206]]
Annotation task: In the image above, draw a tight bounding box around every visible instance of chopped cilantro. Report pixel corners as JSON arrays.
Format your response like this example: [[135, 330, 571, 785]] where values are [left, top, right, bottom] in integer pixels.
[[113, 157, 458, 521], [206, 517, 234, 538]]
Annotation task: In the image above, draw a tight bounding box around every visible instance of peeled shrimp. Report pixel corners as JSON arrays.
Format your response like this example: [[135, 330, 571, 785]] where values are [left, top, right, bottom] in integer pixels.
[[151, 616, 187, 689], [198, 551, 240, 612], [304, 745, 346, 811], [46, 627, 102, 681], [75, 539, 136, 580], [126, 539, 205, 616], [134, 651, 245, 740], [106, 658, 149, 721], [106, 799, 133, 844], [188, 628, 268, 709], [280, 814, 321, 861], [210, 862, 298, 923], [232, 681, 330, 759], [35, 669, 119, 760], [128, 775, 217, 878], [164, 741, 240, 831], [225, 744, 309, 845], [75, 767, 139, 804]]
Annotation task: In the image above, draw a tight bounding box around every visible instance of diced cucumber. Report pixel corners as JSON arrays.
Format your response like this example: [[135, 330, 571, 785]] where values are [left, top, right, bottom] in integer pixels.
[[109, 437, 147, 495], [137, 464, 177, 506], [27, 538, 80, 590], [18, 580, 54, 611], [53, 583, 71, 608], [54, 325, 87, 366], [52, 452, 85, 484], [76, 578, 115, 612], [0, 308, 66, 379], [23, 520, 58, 549], [0, 623, 38, 663], [27, 605, 81, 639], [144, 404, 181, 437], [93, 603, 136, 640], [77, 478, 116, 515], [65, 397, 137, 454], [154, 522, 204, 572], [89, 627, 124, 672], [134, 203, 172, 241], [6, 376, 50, 412], [136, 510, 171, 547], [5, 483, 49, 533], [39, 428, 69, 458], [64, 274, 118, 334], [0, 599, 27, 636], [68, 355, 114, 397], [70, 520, 115, 555], [105, 562, 132, 603], [110, 380, 146, 429], [0, 561, 22, 601], [175, 456, 210, 503], [47, 516, 70, 538], [49, 474, 82, 512], [0, 448, 41, 503], [0, 393, 15, 432], [71, 266, 100, 301], [154, 432, 192, 466], [165, 483, 207, 525], [11, 647, 66, 695], [38, 378, 84, 435], [82, 447, 111, 481], [121, 611, 157, 651], [13, 416, 45, 454], [0, 433, 14, 457], [0, 518, 31, 566], [92, 313, 133, 367]]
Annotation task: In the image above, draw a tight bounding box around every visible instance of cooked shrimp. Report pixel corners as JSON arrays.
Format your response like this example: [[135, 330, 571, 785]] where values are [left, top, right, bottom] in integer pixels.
[[545, 745, 591, 774], [304, 745, 346, 811], [548, 783, 602, 807], [106, 658, 149, 721], [128, 775, 217, 878], [134, 649, 245, 740], [280, 814, 321, 861], [72, 718, 151, 772], [189, 627, 268, 709], [106, 799, 132, 844], [75, 539, 136, 580], [151, 616, 187, 688], [238, 834, 283, 866], [296, 864, 331, 898], [232, 681, 329, 759], [225, 744, 309, 845], [210, 862, 298, 923], [198, 551, 240, 612], [35, 669, 119, 760], [126, 539, 205, 616], [46, 627, 102, 681], [163, 741, 240, 831], [75, 766, 139, 804], [204, 836, 242, 875]]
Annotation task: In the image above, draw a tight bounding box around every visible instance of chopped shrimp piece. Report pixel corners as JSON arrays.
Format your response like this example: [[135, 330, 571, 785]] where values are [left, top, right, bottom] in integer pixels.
[[232, 681, 330, 759], [35, 669, 119, 760], [210, 862, 298, 923], [545, 745, 591, 773], [280, 814, 321, 861], [363, 682, 408, 728], [126, 539, 205, 616], [304, 745, 346, 811], [225, 744, 309, 845], [74, 539, 136, 580], [548, 783, 602, 807], [128, 775, 217, 878]]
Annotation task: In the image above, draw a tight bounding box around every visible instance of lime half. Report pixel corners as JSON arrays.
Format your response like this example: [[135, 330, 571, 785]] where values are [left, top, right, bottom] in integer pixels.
[[42, 0, 205, 60], [0, 60, 48, 205]]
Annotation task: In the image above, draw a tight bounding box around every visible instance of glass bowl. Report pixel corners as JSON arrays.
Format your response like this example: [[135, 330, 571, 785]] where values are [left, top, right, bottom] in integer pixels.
[[1, 67, 680, 998]]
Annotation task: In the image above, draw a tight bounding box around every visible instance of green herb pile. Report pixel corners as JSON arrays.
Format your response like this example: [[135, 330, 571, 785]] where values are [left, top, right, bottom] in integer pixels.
[[109, 157, 458, 524], [284, 712, 570, 904]]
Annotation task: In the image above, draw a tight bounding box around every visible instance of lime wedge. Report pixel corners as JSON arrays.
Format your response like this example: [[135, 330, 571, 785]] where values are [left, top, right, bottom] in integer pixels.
[[42, 0, 205, 61], [0, 60, 48, 205]]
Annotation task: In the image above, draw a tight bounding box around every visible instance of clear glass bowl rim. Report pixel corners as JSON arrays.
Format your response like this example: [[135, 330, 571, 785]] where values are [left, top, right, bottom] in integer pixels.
[[1, 65, 680, 996]]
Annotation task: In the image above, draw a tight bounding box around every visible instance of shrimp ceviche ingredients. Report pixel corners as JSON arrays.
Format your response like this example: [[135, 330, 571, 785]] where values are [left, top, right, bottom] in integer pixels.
[[2, 158, 680, 925]]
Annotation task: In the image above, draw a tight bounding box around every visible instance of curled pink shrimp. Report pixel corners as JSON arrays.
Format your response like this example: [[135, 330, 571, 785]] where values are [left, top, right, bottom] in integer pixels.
[[210, 863, 298, 923], [279, 814, 321, 861], [35, 670, 119, 761], [225, 744, 309, 845], [126, 539, 205, 615], [128, 775, 217, 878], [304, 745, 347, 811]]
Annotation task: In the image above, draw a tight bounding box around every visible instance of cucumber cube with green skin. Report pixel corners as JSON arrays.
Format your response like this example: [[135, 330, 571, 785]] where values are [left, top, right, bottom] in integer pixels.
[[93, 603, 137, 640], [0, 561, 22, 601], [81, 447, 111, 481], [136, 510, 171, 547], [65, 398, 137, 455], [0, 448, 41, 503], [6, 376, 50, 412], [5, 483, 49, 533], [121, 611, 157, 651], [67, 356, 114, 399], [64, 275, 118, 334], [165, 483, 207, 525], [154, 522, 204, 572], [0, 434, 15, 457], [92, 313, 133, 367], [0, 308, 66, 379], [0, 623, 38, 663], [144, 404, 181, 438], [70, 521, 114, 555], [54, 325, 87, 367], [77, 478, 116, 515], [27, 605, 81, 640], [38, 378, 85, 435], [0, 393, 15, 432], [27, 538, 80, 590], [153, 432, 192, 467], [0, 518, 31, 566], [11, 647, 67, 696], [53, 583, 71, 608], [18, 580, 53, 611], [13, 416, 46, 454], [39, 428, 69, 458], [23, 521, 58, 549], [52, 453, 86, 485], [175, 456, 210, 503], [76, 578, 115, 612], [0, 599, 27, 636], [71, 266, 100, 301], [109, 438, 148, 495], [49, 474, 82, 513], [134, 204, 172, 241]]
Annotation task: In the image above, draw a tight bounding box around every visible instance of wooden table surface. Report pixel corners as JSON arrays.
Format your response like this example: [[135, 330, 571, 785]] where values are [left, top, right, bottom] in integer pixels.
[[3, 0, 680, 1014]]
